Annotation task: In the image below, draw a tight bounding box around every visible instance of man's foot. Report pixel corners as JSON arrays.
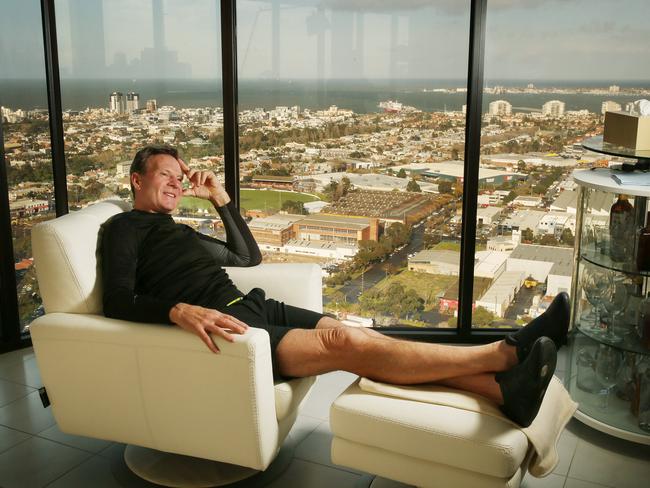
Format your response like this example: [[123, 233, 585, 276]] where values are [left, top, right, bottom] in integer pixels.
[[505, 292, 569, 362], [496, 337, 556, 427]]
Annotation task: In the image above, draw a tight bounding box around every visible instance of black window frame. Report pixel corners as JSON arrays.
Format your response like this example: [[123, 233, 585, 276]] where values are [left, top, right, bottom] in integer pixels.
[[0, 0, 511, 351]]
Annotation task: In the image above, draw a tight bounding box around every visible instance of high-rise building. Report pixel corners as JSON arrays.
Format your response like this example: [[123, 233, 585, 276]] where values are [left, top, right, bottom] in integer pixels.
[[609, 85, 620, 93], [542, 100, 565, 117], [601, 100, 622, 114], [488, 100, 512, 116], [126, 92, 140, 113], [146, 99, 158, 112], [109, 92, 125, 114]]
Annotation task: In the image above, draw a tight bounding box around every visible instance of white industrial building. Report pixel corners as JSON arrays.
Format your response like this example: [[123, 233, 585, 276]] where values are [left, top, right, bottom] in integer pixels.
[[537, 212, 576, 236], [550, 190, 611, 216], [283, 239, 357, 260], [297, 172, 438, 193], [476, 206, 502, 226], [476, 270, 526, 318], [408, 249, 509, 280], [506, 244, 573, 297], [511, 195, 543, 208]]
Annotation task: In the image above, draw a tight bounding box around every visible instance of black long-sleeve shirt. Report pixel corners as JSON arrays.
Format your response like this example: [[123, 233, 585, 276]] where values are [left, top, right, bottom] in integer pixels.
[[100, 201, 262, 324]]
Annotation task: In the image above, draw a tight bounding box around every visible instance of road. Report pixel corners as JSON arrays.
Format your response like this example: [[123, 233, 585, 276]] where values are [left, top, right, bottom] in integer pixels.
[[326, 225, 425, 305]]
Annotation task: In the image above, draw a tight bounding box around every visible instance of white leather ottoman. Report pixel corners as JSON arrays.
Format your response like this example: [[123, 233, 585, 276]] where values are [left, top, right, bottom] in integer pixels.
[[330, 380, 531, 488]]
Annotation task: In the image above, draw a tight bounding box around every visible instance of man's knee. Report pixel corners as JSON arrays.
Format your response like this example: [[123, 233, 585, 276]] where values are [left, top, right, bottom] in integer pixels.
[[320, 326, 366, 354]]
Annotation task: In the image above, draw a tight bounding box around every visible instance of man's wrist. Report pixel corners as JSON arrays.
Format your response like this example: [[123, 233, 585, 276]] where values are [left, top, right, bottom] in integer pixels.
[[209, 193, 231, 207], [169, 302, 187, 323]]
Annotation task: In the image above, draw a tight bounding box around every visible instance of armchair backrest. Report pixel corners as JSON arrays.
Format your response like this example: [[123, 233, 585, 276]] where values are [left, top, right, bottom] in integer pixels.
[[32, 199, 130, 315]]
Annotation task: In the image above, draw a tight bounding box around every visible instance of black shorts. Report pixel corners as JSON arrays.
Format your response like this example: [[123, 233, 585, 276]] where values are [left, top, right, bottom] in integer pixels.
[[224, 288, 325, 380]]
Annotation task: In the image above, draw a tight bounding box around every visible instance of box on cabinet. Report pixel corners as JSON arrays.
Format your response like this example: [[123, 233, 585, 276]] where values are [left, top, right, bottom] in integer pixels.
[[603, 111, 650, 150]]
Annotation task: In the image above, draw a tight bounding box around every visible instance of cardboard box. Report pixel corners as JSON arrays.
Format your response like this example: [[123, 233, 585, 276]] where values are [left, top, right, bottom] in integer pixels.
[[603, 111, 650, 150]]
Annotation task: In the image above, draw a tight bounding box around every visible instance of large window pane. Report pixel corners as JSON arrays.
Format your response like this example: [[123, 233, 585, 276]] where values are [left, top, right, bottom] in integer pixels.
[[56, 0, 223, 211], [0, 0, 56, 333], [238, 1, 469, 329], [474, 0, 650, 329]]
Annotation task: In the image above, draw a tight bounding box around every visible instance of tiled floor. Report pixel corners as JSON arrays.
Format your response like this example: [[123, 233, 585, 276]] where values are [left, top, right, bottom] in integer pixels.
[[1, 347, 649, 488]]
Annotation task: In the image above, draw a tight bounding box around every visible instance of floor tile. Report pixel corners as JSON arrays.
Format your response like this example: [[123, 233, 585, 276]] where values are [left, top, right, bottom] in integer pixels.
[[564, 478, 612, 488], [0, 425, 31, 454], [0, 390, 56, 434], [521, 473, 566, 488], [0, 356, 43, 388], [369, 477, 412, 488], [37, 423, 114, 454], [0, 436, 91, 488], [265, 458, 361, 488], [300, 371, 358, 420], [294, 419, 365, 475], [556, 347, 568, 373], [567, 423, 650, 488], [284, 414, 322, 449], [552, 420, 580, 476], [0, 348, 35, 370], [97, 442, 126, 461], [47, 455, 125, 488], [0, 378, 35, 408]]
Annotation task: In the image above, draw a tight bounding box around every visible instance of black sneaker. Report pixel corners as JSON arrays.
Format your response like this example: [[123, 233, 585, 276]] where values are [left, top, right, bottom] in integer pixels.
[[495, 336, 557, 427], [505, 292, 570, 362]]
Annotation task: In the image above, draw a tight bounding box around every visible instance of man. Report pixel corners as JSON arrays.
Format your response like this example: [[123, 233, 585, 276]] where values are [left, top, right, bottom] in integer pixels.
[[101, 145, 570, 427]]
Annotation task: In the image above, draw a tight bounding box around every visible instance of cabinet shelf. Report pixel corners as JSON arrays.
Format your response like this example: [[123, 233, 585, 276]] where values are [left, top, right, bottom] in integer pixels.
[[576, 320, 650, 356], [580, 246, 650, 277], [568, 166, 650, 444]]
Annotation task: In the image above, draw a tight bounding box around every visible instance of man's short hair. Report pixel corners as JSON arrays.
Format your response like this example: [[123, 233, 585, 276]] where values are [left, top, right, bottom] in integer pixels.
[[130, 145, 179, 196]]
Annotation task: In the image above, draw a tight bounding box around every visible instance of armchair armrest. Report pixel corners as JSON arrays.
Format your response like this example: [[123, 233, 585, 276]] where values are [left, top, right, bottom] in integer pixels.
[[30, 313, 281, 469], [225, 263, 323, 313]]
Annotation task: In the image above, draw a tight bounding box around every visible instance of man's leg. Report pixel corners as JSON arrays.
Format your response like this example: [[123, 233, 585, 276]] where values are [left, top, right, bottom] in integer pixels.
[[275, 326, 517, 386]]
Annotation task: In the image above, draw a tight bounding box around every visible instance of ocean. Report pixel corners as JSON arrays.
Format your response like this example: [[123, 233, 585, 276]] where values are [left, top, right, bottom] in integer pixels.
[[1, 78, 648, 114]]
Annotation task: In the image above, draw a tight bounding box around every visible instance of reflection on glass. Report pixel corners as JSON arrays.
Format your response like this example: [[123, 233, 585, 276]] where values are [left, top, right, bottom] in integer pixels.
[[237, 0, 470, 329], [474, 0, 650, 329], [56, 0, 223, 212], [1, 0, 56, 333]]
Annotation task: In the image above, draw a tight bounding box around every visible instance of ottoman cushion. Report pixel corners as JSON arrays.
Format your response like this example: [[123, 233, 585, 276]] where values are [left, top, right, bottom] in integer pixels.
[[330, 381, 530, 479]]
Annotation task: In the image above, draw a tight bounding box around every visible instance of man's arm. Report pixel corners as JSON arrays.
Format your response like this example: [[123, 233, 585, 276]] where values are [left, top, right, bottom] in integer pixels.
[[179, 158, 262, 267]]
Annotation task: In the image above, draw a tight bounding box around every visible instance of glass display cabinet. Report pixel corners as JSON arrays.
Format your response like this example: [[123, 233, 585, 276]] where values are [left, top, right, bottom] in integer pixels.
[[568, 166, 650, 445]]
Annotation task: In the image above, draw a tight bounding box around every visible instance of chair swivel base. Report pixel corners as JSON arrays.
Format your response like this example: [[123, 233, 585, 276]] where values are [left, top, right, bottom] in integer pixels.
[[124, 445, 259, 488]]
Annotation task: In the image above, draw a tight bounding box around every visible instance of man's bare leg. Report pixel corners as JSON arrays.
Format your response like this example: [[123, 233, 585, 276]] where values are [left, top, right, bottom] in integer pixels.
[[275, 326, 517, 385], [438, 374, 502, 404]]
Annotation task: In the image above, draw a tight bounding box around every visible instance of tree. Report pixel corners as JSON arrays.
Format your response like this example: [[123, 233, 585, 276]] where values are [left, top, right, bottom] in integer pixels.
[[539, 234, 559, 246], [438, 180, 453, 194], [396, 168, 407, 178], [451, 148, 460, 160], [521, 228, 534, 243], [406, 179, 421, 192], [472, 306, 496, 327], [560, 228, 574, 246], [281, 200, 306, 214]]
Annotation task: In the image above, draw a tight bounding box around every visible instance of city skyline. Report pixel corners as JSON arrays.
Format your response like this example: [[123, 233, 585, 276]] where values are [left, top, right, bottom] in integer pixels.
[[2, 0, 650, 81]]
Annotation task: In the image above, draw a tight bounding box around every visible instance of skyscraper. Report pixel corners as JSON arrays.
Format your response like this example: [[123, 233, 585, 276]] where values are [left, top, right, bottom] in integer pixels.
[[109, 92, 125, 114], [488, 100, 512, 116], [126, 92, 140, 113], [542, 100, 565, 117]]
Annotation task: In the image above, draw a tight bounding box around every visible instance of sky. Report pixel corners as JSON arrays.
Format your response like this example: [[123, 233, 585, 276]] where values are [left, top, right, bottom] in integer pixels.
[[1, 0, 649, 82]]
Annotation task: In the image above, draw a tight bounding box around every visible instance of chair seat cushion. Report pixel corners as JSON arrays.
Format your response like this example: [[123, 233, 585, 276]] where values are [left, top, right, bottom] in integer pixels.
[[330, 381, 529, 479], [274, 377, 316, 421]]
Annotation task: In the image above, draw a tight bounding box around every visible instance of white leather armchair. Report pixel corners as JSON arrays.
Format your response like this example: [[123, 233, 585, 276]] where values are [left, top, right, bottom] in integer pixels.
[[29, 200, 320, 486]]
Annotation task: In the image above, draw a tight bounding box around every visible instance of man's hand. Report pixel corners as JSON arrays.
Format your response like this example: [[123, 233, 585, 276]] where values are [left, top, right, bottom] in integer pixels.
[[177, 158, 231, 207], [169, 302, 249, 353]]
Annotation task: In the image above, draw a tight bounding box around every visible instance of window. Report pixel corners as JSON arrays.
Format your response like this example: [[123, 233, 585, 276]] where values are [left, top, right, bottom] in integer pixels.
[[237, 0, 471, 329], [0, 0, 56, 334], [56, 0, 223, 224], [474, 0, 650, 329]]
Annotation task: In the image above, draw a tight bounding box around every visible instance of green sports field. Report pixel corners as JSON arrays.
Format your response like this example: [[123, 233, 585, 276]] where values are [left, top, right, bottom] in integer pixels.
[[179, 189, 320, 212]]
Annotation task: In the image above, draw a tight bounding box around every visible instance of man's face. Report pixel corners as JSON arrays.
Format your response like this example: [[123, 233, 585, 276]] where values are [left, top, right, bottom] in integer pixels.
[[131, 154, 183, 213]]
